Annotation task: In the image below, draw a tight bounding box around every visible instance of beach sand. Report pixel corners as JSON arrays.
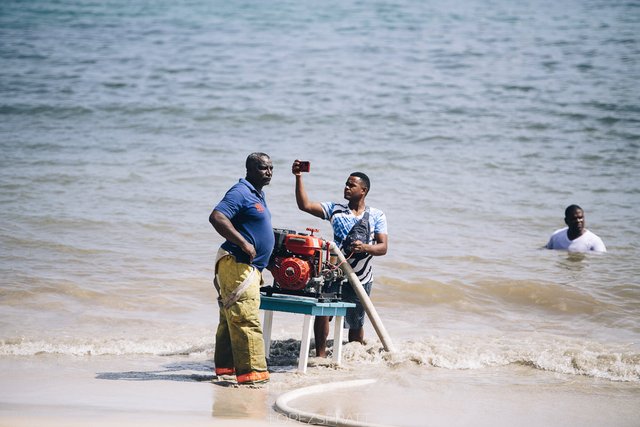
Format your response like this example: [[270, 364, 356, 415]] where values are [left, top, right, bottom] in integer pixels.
[[0, 354, 284, 427], [1, 352, 638, 427]]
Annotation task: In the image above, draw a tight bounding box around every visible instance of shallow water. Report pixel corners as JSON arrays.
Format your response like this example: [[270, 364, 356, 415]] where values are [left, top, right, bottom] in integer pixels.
[[1, 0, 639, 419]]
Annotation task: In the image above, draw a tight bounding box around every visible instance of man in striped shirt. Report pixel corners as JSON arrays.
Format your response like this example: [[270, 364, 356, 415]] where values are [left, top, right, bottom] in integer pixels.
[[292, 160, 388, 357]]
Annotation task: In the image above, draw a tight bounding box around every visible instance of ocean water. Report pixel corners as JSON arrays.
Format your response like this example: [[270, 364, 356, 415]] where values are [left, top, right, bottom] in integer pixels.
[[1, 0, 639, 419]]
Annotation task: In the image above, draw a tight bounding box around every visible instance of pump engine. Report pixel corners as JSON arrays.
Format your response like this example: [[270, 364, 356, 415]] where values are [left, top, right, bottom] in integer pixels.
[[263, 228, 345, 300]]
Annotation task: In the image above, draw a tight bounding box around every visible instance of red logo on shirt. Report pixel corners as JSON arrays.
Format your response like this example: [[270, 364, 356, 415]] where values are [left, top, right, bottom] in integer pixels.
[[254, 203, 265, 213]]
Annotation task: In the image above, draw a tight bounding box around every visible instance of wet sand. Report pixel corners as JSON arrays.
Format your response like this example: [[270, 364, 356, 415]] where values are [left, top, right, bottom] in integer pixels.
[[1, 352, 638, 427]]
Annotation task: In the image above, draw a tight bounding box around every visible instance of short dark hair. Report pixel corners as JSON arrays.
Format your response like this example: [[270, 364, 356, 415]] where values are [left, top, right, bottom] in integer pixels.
[[350, 172, 370, 192], [246, 152, 270, 170], [565, 204, 583, 218]]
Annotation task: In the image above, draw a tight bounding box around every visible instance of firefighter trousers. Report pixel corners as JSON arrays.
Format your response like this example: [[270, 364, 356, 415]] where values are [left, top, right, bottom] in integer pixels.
[[214, 252, 268, 382]]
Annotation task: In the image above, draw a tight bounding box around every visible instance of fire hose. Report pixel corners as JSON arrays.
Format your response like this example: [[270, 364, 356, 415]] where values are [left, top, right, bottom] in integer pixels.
[[328, 242, 396, 353], [275, 379, 393, 427]]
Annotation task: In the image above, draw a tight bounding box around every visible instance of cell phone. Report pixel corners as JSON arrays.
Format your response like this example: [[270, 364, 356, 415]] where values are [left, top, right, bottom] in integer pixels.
[[299, 161, 310, 172]]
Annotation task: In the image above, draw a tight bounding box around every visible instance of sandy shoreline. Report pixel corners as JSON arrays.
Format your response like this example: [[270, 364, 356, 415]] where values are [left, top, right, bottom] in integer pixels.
[[1, 353, 639, 427], [0, 354, 287, 427]]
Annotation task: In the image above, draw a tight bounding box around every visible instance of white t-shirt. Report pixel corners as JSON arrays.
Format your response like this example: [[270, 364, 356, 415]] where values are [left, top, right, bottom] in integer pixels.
[[546, 227, 606, 253]]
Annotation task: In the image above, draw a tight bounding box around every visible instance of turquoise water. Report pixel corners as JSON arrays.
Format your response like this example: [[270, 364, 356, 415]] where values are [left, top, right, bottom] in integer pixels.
[[1, 0, 639, 398]]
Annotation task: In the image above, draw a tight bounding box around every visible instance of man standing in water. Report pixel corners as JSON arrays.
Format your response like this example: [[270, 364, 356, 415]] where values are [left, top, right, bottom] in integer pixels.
[[291, 160, 388, 357], [546, 204, 606, 253], [209, 153, 274, 384]]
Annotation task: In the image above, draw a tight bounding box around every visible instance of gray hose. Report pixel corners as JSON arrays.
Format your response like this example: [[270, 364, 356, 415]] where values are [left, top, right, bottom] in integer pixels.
[[274, 379, 394, 427], [329, 242, 396, 353]]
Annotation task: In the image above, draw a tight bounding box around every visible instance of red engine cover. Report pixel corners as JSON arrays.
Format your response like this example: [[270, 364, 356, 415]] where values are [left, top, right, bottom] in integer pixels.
[[285, 235, 324, 256], [273, 257, 311, 290]]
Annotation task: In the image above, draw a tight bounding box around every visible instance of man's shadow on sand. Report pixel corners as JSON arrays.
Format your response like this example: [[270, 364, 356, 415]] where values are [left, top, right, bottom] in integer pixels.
[[95, 338, 318, 386], [95, 360, 217, 383]]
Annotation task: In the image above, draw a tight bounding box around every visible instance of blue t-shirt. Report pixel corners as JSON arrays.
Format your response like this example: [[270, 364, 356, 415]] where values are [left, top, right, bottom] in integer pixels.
[[214, 178, 274, 270]]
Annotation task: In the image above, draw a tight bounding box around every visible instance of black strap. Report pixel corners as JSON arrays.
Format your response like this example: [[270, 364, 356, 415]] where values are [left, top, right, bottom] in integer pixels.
[[343, 207, 370, 253]]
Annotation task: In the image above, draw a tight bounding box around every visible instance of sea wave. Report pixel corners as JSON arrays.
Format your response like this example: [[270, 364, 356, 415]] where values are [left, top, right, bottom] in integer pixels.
[[3, 334, 638, 383], [0, 337, 214, 357], [363, 335, 640, 383]]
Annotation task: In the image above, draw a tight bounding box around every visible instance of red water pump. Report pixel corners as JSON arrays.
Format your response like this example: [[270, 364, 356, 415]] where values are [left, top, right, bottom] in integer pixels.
[[264, 228, 344, 300]]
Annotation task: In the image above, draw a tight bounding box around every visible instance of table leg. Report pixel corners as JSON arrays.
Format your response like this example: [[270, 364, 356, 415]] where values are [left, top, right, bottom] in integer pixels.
[[262, 310, 273, 360], [298, 314, 313, 373], [333, 315, 344, 365]]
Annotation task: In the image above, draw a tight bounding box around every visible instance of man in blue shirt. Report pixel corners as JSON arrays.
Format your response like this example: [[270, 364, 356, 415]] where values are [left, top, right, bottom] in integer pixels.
[[209, 153, 274, 385]]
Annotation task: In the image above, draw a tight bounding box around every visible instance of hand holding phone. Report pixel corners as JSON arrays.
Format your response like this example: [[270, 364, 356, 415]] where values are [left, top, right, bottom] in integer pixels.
[[298, 161, 310, 173]]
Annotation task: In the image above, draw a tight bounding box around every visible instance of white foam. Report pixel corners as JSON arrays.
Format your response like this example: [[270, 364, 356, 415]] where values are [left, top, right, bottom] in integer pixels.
[[2, 333, 638, 383], [340, 334, 640, 383], [0, 336, 214, 357]]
